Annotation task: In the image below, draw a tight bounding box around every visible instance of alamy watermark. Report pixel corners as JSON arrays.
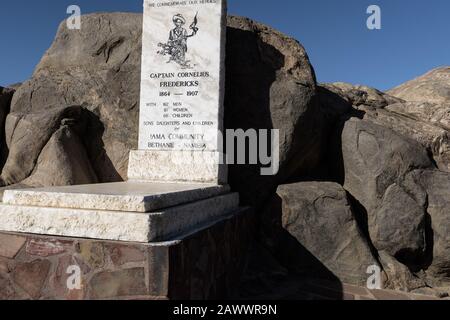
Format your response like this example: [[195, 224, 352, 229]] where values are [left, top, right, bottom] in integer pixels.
[[366, 264, 382, 290], [66, 265, 82, 290], [67, 5, 81, 30], [367, 5, 382, 30], [223, 129, 280, 176], [169, 129, 281, 176]]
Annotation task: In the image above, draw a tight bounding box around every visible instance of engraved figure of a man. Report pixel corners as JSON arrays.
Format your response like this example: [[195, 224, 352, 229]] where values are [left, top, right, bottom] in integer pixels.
[[158, 13, 198, 68]]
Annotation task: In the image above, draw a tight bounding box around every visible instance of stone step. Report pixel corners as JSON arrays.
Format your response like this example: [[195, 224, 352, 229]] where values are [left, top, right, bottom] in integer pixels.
[[0, 192, 239, 243], [2, 181, 230, 213]]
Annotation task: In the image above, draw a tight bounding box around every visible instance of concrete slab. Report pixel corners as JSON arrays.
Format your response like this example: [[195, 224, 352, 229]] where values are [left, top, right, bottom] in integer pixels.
[[2, 181, 230, 213], [0, 193, 239, 242]]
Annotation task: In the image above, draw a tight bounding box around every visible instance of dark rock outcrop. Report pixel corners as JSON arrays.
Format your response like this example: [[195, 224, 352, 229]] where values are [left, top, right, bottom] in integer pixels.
[[321, 77, 450, 290], [0, 87, 14, 166], [225, 17, 324, 208], [262, 181, 379, 286], [0, 87, 14, 114], [410, 169, 450, 284], [340, 118, 432, 265]]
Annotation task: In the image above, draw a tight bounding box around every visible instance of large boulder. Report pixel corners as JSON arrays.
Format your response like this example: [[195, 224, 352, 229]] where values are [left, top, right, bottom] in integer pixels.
[[321, 78, 450, 289], [388, 67, 450, 104], [262, 181, 379, 286], [21, 124, 98, 187], [1, 106, 99, 186], [361, 102, 450, 173], [225, 16, 324, 208], [410, 169, 450, 284], [7, 13, 143, 184], [341, 118, 433, 265]]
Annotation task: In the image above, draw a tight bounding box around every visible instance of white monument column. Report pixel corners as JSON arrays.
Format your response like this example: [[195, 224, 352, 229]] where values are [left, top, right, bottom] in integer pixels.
[[128, 0, 227, 184], [0, 0, 237, 243]]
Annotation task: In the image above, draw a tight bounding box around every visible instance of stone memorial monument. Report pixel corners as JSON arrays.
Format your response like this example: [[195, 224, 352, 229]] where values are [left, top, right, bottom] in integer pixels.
[[0, 0, 253, 299], [132, 0, 227, 184], [0, 0, 231, 242]]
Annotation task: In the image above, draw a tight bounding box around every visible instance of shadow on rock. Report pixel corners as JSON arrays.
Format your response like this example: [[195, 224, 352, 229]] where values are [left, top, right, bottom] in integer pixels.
[[224, 18, 324, 210], [251, 193, 344, 299], [0, 106, 121, 188]]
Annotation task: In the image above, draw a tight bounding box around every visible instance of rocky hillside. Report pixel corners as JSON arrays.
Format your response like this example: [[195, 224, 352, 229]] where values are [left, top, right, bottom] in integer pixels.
[[1, 13, 449, 296], [388, 67, 450, 104]]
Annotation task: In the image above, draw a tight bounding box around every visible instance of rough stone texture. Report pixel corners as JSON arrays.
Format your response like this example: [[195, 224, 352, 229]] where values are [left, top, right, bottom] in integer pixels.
[[108, 244, 145, 266], [319, 77, 450, 291], [0, 234, 26, 258], [1, 106, 99, 187], [340, 118, 433, 264], [322, 82, 403, 109], [23, 125, 98, 187], [378, 251, 427, 292], [0, 207, 253, 300], [360, 102, 450, 173], [128, 150, 227, 184], [224, 16, 324, 208], [25, 239, 72, 258], [323, 81, 450, 172], [3, 181, 230, 212], [0, 193, 239, 242], [385, 101, 450, 130], [409, 169, 450, 284], [0, 274, 20, 300], [6, 13, 142, 185], [262, 181, 379, 286], [388, 67, 450, 104], [12, 259, 51, 299], [374, 68, 450, 172], [90, 268, 147, 299]]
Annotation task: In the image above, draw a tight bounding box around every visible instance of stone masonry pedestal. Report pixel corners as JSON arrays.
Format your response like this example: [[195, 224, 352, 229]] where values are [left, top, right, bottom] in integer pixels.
[[0, 208, 253, 300]]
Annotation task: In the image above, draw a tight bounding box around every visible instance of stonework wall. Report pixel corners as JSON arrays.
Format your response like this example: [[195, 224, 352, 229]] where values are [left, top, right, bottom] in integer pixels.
[[0, 208, 253, 300]]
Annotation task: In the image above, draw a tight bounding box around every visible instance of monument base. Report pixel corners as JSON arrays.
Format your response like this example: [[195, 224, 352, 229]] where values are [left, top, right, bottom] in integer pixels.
[[0, 207, 254, 300], [128, 150, 227, 184], [0, 181, 238, 243]]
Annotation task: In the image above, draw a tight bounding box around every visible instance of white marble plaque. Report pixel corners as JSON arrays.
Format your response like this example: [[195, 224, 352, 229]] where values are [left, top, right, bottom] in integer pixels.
[[139, 0, 226, 152]]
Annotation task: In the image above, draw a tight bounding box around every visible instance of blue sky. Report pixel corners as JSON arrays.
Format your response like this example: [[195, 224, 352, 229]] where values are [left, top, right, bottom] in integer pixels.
[[0, 0, 449, 90]]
